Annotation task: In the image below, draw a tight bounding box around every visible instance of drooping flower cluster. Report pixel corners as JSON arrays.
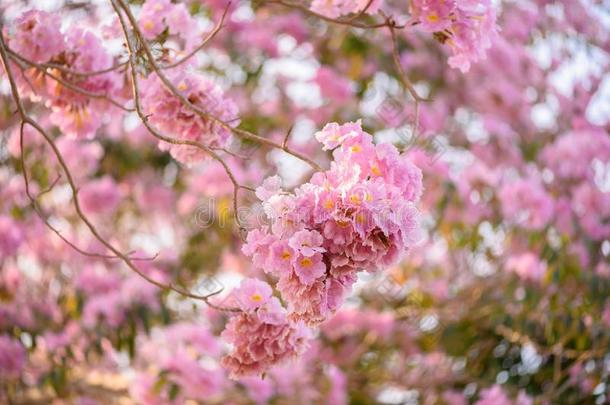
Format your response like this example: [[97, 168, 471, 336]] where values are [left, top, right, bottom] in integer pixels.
[[221, 279, 311, 379], [309, 0, 383, 19], [6, 10, 121, 139], [140, 71, 239, 166], [410, 0, 498, 72], [242, 121, 422, 324]]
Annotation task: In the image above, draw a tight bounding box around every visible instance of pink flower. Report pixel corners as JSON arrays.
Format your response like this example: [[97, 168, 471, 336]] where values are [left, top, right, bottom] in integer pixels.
[[139, 0, 195, 43], [268, 240, 295, 276], [221, 310, 310, 378], [141, 70, 238, 165], [8, 10, 64, 63], [288, 230, 325, 257], [244, 121, 422, 324], [411, 0, 498, 72], [294, 253, 326, 285], [572, 183, 610, 241], [505, 253, 547, 282], [475, 385, 512, 405], [79, 176, 122, 216], [499, 178, 554, 230], [310, 0, 383, 18], [0, 336, 26, 379], [314, 67, 353, 103], [0, 215, 24, 257], [232, 278, 273, 311]]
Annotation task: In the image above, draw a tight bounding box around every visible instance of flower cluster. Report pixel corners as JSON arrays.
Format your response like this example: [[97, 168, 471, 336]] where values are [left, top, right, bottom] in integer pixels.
[[7, 10, 63, 64], [242, 121, 422, 325], [221, 279, 310, 379], [410, 0, 498, 72], [138, 0, 194, 43], [310, 0, 383, 19], [7, 10, 121, 139], [140, 71, 238, 166], [0, 335, 26, 379]]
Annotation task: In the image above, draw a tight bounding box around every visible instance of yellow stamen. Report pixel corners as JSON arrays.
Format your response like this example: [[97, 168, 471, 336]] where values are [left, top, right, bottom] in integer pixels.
[[281, 250, 292, 260], [371, 165, 381, 176], [300, 258, 313, 268], [251, 293, 263, 302]]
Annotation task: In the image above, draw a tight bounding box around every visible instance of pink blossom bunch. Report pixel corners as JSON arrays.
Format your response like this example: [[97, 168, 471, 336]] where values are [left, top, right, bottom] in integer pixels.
[[7, 12, 121, 139], [243, 121, 422, 324], [141, 71, 239, 165], [132, 322, 224, 404], [0, 335, 26, 379], [499, 178, 554, 231], [542, 129, 610, 182], [138, 0, 194, 43], [221, 279, 311, 378], [46, 28, 121, 139], [410, 0, 498, 72], [309, 0, 383, 19], [6, 10, 64, 64], [0, 215, 24, 257]]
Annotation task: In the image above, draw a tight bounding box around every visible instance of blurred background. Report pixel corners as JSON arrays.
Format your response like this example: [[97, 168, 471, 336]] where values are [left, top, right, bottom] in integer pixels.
[[1, 0, 610, 403]]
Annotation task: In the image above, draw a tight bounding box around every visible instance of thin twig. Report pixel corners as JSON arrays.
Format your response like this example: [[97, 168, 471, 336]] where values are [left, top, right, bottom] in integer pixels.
[[160, 2, 231, 70]]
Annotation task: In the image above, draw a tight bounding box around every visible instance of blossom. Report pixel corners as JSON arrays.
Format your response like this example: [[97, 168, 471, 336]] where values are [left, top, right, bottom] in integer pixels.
[[310, 0, 383, 18], [410, 0, 498, 72], [8, 10, 64, 63], [288, 230, 325, 257], [505, 253, 547, 282], [0, 336, 26, 379], [141, 70, 238, 165], [232, 278, 274, 311], [243, 121, 422, 324], [79, 176, 122, 216], [139, 0, 195, 43], [221, 284, 311, 378], [474, 385, 512, 405], [314, 66, 353, 103], [294, 253, 326, 285], [0, 215, 24, 257], [499, 178, 554, 231]]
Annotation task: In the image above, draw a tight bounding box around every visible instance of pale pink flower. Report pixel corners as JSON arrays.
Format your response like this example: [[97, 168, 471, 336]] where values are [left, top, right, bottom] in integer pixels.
[[0, 336, 26, 379], [79, 176, 122, 216], [221, 310, 310, 378], [294, 253, 326, 285], [475, 385, 511, 405], [141, 71, 238, 165], [505, 253, 547, 282], [232, 278, 273, 311], [288, 230, 325, 257], [8, 10, 64, 63], [0, 215, 24, 257], [499, 178, 554, 230]]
